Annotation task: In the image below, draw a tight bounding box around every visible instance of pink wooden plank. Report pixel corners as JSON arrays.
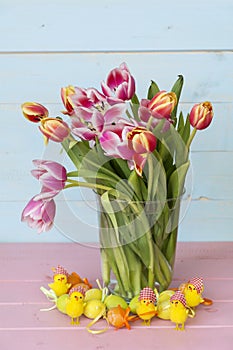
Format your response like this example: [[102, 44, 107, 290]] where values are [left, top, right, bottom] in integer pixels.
[[0, 301, 232, 329], [0, 242, 233, 350], [0, 243, 102, 280], [1, 242, 233, 280], [1, 327, 233, 350]]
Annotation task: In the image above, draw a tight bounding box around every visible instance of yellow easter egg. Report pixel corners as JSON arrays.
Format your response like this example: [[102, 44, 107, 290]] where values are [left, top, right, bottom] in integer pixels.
[[158, 290, 175, 303], [129, 295, 140, 314], [157, 291, 175, 320], [84, 288, 102, 302], [84, 299, 106, 319], [104, 294, 128, 310], [56, 294, 69, 314]]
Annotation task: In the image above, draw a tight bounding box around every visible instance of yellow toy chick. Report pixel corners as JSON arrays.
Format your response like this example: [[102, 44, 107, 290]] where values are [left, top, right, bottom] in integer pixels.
[[48, 265, 71, 297], [66, 286, 86, 325], [170, 291, 188, 331], [136, 287, 157, 326], [182, 277, 204, 308]]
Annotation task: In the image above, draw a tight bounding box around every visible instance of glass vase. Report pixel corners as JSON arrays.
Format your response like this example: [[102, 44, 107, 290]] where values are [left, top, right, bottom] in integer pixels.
[[97, 194, 187, 300]]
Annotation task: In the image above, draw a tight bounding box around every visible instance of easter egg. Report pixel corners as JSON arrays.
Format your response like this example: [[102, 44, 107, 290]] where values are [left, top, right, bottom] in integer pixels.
[[157, 290, 175, 320], [158, 290, 175, 303], [104, 294, 128, 310], [84, 299, 106, 319], [84, 288, 102, 302], [129, 295, 140, 314], [56, 294, 69, 314]]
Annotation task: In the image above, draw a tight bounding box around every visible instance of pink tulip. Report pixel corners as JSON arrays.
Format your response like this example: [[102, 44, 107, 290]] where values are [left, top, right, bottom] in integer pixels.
[[39, 118, 70, 143], [21, 102, 49, 123], [70, 87, 106, 108], [100, 124, 157, 177], [147, 91, 177, 119], [101, 62, 136, 104], [21, 196, 56, 233], [71, 103, 127, 141], [189, 101, 213, 130], [61, 86, 106, 116], [31, 160, 67, 192]]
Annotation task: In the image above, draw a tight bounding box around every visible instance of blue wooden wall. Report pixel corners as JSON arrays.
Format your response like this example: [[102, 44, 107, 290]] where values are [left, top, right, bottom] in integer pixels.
[[0, 0, 233, 243]]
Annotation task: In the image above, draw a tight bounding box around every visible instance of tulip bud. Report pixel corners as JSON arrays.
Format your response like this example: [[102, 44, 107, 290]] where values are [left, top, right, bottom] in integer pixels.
[[21, 102, 49, 123], [39, 118, 70, 143], [127, 127, 157, 154], [189, 101, 213, 130], [147, 91, 177, 119], [61, 85, 76, 115]]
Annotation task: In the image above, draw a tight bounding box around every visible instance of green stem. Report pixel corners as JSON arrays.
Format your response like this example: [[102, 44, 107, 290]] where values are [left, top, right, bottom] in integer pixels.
[[65, 179, 112, 192], [186, 128, 197, 149], [100, 249, 111, 286], [146, 116, 154, 130], [147, 154, 154, 201]]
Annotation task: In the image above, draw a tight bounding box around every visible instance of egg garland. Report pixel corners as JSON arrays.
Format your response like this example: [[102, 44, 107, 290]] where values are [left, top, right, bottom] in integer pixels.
[[40, 270, 213, 332]]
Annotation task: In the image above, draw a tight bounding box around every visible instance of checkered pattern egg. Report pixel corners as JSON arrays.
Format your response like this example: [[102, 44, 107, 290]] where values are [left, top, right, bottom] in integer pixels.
[[170, 291, 187, 307], [139, 287, 156, 303], [53, 265, 69, 277], [188, 277, 203, 294], [69, 285, 86, 297]]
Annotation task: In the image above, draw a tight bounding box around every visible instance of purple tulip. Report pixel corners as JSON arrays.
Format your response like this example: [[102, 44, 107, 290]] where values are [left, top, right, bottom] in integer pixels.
[[101, 62, 136, 104], [21, 196, 56, 233], [31, 160, 67, 192]]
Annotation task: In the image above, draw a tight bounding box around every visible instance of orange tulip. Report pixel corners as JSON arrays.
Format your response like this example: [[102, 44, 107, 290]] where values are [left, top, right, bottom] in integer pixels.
[[189, 101, 213, 130], [61, 85, 76, 115], [127, 126, 157, 154], [39, 118, 70, 143], [147, 91, 177, 119], [21, 102, 49, 122]]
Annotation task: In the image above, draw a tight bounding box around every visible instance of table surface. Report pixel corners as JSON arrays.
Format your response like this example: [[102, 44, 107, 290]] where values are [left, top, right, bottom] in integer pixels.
[[0, 242, 233, 350]]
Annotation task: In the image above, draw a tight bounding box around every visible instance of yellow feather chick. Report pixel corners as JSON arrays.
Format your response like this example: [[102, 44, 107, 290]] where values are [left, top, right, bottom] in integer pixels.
[[48, 265, 71, 297], [182, 277, 204, 308], [136, 287, 157, 326], [48, 273, 72, 297], [66, 286, 86, 325], [170, 291, 189, 331]]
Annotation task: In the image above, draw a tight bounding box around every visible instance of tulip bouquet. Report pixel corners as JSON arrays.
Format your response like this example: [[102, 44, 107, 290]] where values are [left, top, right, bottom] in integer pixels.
[[21, 63, 213, 299]]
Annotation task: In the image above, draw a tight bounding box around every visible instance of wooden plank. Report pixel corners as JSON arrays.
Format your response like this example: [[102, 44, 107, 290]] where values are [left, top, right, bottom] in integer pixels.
[[1, 328, 233, 350], [1, 0, 233, 51], [0, 242, 232, 349], [0, 301, 232, 329], [0, 242, 233, 280], [1, 196, 233, 243], [0, 52, 232, 103]]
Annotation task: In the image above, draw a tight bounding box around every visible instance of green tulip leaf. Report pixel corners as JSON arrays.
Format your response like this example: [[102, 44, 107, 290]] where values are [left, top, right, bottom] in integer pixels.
[[147, 80, 160, 100]]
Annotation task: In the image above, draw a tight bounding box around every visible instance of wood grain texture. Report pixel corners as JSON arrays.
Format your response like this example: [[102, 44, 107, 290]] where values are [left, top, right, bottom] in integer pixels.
[[1, 0, 233, 51], [0, 242, 232, 350]]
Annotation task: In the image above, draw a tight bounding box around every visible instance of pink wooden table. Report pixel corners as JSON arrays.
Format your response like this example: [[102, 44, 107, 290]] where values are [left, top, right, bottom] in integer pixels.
[[0, 242, 233, 350]]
